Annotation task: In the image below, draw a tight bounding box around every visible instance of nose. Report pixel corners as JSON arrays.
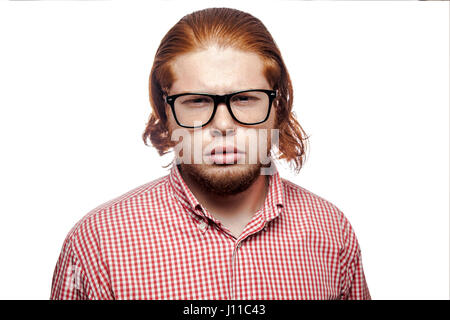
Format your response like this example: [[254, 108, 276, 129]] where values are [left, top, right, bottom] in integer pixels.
[[208, 101, 237, 137]]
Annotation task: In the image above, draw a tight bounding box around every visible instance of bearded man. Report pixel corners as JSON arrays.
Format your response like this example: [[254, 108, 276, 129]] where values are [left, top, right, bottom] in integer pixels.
[[50, 7, 370, 300]]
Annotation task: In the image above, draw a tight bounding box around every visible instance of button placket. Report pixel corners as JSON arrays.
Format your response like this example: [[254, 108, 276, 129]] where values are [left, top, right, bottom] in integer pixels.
[[230, 241, 241, 300]]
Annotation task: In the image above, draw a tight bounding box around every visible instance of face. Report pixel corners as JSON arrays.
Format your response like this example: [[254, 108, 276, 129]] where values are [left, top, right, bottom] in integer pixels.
[[165, 46, 277, 196]]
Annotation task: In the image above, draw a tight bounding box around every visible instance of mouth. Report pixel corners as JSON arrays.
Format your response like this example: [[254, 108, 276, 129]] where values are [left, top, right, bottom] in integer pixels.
[[204, 146, 245, 165]]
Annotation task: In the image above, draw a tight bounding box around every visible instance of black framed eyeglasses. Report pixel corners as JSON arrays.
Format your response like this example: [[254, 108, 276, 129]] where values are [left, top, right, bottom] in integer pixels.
[[165, 89, 276, 128]]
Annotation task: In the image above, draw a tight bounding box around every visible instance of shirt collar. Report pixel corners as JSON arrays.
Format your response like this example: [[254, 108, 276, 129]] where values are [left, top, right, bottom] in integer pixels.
[[168, 161, 284, 223]]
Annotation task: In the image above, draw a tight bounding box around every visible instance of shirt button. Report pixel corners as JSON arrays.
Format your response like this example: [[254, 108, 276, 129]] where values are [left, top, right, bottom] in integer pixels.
[[198, 221, 207, 231]]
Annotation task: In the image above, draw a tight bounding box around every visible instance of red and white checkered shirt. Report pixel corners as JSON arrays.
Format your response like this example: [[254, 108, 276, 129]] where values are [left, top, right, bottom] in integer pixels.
[[50, 163, 370, 300]]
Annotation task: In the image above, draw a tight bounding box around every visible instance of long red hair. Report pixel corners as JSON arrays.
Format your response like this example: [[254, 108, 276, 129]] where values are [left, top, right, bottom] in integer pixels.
[[142, 7, 309, 173]]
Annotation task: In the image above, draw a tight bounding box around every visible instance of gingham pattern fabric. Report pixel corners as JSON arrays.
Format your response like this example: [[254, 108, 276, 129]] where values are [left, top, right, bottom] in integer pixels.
[[50, 163, 370, 300]]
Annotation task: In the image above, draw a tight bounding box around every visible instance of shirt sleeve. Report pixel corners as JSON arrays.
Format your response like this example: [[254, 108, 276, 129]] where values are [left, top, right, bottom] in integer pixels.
[[339, 214, 371, 300], [50, 236, 93, 300]]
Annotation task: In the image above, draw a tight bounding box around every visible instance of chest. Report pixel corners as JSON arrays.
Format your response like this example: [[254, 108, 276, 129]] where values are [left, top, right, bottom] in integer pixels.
[[103, 218, 343, 300]]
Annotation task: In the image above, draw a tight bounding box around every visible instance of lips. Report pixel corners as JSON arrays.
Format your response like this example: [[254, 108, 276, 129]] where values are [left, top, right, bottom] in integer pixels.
[[205, 145, 245, 164], [209, 146, 244, 156]]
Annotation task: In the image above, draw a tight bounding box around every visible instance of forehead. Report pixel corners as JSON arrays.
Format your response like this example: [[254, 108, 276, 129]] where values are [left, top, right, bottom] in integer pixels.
[[169, 46, 270, 95]]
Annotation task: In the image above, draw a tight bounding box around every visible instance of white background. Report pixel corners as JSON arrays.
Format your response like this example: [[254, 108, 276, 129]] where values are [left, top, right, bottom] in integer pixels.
[[0, 0, 448, 299]]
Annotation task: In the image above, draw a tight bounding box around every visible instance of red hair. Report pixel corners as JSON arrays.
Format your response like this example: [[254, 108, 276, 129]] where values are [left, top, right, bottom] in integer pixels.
[[142, 7, 309, 173]]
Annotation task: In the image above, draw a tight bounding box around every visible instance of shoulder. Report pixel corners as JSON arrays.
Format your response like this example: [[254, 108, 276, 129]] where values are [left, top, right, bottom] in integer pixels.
[[63, 174, 171, 246], [280, 177, 360, 250], [281, 178, 345, 216], [280, 177, 348, 229]]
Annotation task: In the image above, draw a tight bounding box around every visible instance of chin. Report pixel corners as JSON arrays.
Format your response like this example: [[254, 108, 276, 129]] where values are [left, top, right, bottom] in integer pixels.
[[179, 162, 262, 196]]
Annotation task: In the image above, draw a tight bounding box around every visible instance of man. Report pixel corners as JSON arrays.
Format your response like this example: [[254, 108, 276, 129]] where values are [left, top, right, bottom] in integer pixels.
[[50, 7, 370, 300]]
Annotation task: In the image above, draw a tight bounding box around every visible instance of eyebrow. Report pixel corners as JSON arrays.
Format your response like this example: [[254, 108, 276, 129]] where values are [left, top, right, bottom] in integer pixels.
[[174, 89, 254, 95]]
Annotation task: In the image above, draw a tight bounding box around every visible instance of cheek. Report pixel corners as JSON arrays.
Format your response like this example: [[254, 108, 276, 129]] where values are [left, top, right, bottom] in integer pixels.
[[165, 108, 194, 158], [165, 105, 175, 129], [268, 102, 277, 127], [238, 127, 274, 161]]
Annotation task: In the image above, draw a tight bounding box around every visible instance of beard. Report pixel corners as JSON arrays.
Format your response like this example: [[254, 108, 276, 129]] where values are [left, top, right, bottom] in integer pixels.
[[178, 162, 270, 196], [175, 130, 276, 196]]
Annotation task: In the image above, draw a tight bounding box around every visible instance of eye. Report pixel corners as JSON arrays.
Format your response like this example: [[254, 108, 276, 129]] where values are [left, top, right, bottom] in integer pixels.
[[231, 94, 260, 105], [177, 95, 213, 107], [186, 98, 210, 104]]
